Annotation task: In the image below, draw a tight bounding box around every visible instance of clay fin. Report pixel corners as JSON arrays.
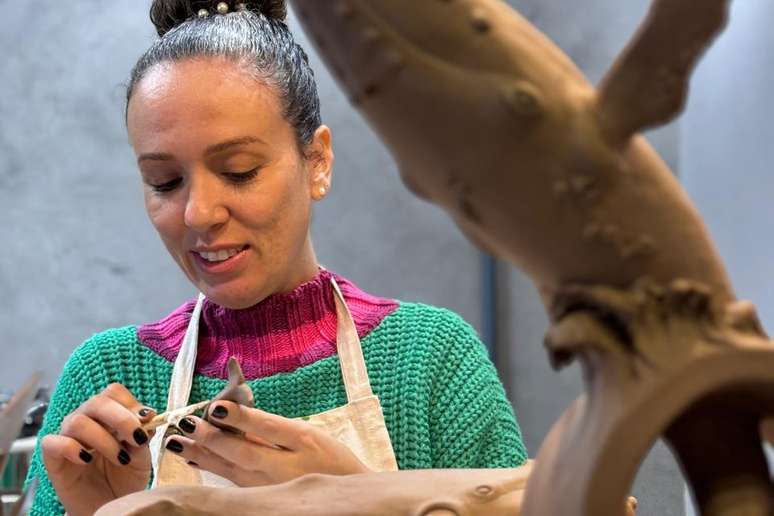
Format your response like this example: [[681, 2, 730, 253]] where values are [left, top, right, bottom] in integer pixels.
[[212, 357, 254, 408], [597, 0, 731, 144]]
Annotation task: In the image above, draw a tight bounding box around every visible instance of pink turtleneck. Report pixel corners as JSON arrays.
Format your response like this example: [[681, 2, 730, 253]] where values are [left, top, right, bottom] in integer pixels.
[[137, 270, 399, 380]]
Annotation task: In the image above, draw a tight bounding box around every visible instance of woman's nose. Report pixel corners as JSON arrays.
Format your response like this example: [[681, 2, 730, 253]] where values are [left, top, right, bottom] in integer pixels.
[[184, 174, 229, 232]]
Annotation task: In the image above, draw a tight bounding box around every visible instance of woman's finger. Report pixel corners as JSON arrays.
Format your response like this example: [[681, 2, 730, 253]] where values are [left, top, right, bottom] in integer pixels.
[[101, 383, 157, 423], [175, 416, 286, 470], [59, 412, 140, 469], [79, 394, 150, 448], [41, 434, 94, 473], [206, 402, 308, 450], [163, 435, 265, 486]]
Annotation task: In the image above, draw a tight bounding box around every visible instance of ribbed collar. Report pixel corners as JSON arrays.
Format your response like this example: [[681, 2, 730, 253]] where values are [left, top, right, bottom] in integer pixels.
[[137, 269, 399, 380]]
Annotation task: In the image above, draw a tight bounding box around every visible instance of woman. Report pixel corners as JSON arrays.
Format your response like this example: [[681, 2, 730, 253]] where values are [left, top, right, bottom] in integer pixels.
[[26, 1, 527, 514]]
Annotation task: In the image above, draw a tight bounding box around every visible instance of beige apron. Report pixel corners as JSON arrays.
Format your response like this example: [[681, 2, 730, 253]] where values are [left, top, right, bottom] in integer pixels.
[[149, 277, 398, 488]]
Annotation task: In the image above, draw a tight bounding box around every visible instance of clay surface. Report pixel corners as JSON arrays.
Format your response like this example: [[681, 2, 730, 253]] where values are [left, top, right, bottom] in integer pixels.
[[97, 465, 535, 515]]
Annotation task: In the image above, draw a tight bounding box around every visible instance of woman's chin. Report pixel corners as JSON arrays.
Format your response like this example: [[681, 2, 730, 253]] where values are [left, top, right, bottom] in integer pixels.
[[200, 284, 268, 310]]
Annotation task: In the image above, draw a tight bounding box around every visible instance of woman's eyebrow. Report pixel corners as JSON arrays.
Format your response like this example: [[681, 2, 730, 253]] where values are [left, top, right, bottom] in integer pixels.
[[137, 136, 266, 164], [204, 136, 266, 156], [138, 152, 174, 164]]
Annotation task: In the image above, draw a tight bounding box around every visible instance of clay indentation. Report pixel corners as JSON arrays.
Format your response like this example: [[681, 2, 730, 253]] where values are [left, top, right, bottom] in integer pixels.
[[333, 1, 355, 19], [621, 235, 656, 259], [446, 173, 481, 225], [473, 484, 494, 499], [570, 175, 595, 196], [502, 83, 542, 119], [361, 26, 381, 45], [583, 224, 601, 240], [385, 50, 406, 74], [553, 179, 569, 197], [470, 9, 491, 33], [363, 82, 380, 97]]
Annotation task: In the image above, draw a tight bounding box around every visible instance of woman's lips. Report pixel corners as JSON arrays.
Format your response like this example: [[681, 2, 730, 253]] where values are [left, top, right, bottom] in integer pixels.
[[191, 246, 250, 275]]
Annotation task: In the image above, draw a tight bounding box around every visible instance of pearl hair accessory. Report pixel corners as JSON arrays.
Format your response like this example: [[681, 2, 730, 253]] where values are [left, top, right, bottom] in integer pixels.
[[216, 2, 230, 14], [236, 3, 247, 10], [197, 8, 209, 18]]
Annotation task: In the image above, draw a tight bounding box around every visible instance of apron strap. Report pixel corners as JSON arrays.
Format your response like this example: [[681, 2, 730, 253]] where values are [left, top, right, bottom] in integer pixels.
[[149, 292, 205, 484], [166, 292, 205, 410], [330, 277, 374, 402]]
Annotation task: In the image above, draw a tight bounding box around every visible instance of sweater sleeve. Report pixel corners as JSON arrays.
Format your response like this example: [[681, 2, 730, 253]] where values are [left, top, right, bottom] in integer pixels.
[[24, 337, 106, 516], [427, 310, 528, 469]]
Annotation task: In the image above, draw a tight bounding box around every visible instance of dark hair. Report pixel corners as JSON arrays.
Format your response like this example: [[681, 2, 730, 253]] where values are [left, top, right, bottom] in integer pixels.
[[127, 0, 321, 148]]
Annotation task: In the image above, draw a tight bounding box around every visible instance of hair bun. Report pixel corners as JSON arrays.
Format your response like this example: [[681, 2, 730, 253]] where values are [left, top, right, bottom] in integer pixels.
[[150, 1, 288, 37], [252, 0, 287, 22]]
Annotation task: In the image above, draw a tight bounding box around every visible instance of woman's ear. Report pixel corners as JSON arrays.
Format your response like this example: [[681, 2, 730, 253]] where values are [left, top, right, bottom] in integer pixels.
[[306, 125, 334, 200]]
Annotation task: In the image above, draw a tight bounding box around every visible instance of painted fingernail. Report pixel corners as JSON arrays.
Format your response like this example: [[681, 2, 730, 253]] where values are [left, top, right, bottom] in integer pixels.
[[187, 461, 199, 467], [211, 405, 228, 419], [178, 417, 196, 434], [138, 408, 153, 418], [79, 449, 93, 464], [133, 428, 149, 445], [166, 439, 184, 453], [118, 449, 131, 465]]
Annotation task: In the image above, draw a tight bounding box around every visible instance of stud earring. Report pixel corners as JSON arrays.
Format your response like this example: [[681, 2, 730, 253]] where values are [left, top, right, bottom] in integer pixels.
[[318, 186, 327, 197]]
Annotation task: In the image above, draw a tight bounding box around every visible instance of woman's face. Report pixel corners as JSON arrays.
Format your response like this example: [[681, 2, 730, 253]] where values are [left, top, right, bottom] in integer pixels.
[[127, 58, 332, 309]]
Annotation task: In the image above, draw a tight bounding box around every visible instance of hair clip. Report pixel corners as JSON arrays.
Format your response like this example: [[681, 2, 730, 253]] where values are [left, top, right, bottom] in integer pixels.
[[216, 2, 230, 14]]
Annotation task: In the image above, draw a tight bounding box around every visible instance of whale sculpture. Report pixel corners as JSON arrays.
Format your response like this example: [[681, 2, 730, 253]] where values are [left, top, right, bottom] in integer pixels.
[[288, 0, 774, 514]]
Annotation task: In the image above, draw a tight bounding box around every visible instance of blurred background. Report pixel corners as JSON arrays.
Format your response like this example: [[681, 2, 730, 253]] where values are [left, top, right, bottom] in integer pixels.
[[1, 1, 772, 514]]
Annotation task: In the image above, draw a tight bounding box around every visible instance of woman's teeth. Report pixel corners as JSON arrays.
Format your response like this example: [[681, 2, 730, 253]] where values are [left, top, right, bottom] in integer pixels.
[[198, 248, 242, 262]]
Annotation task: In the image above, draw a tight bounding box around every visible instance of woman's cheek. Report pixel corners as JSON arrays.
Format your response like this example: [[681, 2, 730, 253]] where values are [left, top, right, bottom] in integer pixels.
[[145, 195, 183, 236]]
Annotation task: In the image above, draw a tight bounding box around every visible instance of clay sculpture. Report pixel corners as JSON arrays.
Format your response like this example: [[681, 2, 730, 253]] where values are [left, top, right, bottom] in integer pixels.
[[288, 0, 774, 514]]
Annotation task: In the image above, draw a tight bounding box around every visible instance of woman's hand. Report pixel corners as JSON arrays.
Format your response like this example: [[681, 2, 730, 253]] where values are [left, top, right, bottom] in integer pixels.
[[163, 401, 370, 486], [41, 383, 155, 516]]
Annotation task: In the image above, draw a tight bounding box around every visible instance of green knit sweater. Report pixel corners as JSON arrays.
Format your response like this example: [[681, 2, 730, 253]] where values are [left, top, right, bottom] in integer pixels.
[[26, 302, 527, 515]]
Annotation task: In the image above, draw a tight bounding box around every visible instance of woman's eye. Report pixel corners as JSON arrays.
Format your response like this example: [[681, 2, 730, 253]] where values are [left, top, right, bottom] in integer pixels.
[[223, 168, 260, 184], [149, 177, 183, 193]]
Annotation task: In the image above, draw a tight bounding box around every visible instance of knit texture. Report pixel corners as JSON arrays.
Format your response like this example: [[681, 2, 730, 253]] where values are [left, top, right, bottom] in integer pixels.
[[137, 269, 399, 379], [26, 303, 527, 515]]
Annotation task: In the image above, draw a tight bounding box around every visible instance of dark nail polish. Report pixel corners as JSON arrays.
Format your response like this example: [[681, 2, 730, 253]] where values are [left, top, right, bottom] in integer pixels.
[[133, 428, 148, 445], [118, 449, 131, 465], [178, 417, 196, 434], [138, 408, 152, 418], [79, 449, 93, 464], [211, 405, 228, 419], [166, 439, 184, 453], [187, 461, 199, 467]]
